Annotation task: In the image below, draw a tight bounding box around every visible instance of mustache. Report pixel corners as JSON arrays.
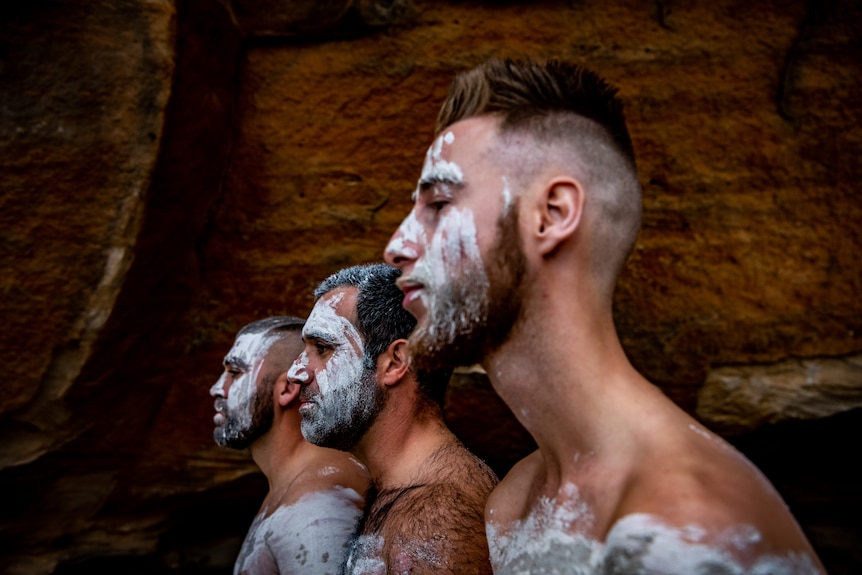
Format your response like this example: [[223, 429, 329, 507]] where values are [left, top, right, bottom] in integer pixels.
[[214, 398, 227, 413]]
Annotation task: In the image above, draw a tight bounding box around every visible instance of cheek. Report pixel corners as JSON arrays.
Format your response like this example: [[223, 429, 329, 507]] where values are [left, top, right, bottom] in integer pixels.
[[226, 373, 254, 409]]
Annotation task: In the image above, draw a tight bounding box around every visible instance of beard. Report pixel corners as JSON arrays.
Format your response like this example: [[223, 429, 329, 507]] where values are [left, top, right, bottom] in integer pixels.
[[300, 362, 386, 452], [213, 374, 275, 450], [408, 202, 527, 372]]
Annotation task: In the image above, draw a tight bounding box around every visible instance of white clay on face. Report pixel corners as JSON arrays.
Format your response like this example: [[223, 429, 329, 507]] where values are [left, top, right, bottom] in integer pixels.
[[385, 209, 424, 262], [302, 292, 365, 397], [213, 331, 280, 437], [411, 206, 489, 341], [288, 350, 310, 383], [299, 291, 376, 446]]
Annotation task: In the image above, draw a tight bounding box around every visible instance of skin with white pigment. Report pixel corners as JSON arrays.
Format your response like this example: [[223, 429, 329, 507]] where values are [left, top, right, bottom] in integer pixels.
[[385, 112, 825, 574], [288, 279, 498, 575], [211, 323, 369, 575]]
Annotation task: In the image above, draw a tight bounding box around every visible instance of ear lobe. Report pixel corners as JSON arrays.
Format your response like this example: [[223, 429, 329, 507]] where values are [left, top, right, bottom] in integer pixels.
[[536, 179, 583, 256], [277, 374, 300, 407], [380, 339, 411, 388]]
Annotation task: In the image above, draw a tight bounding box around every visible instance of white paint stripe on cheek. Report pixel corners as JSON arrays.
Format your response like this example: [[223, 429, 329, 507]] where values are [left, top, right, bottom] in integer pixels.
[[304, 293, 365, 396]]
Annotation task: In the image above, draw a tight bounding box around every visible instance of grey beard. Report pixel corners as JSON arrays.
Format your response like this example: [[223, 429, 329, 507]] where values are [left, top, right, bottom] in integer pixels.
[[300, 364, 385, 452]]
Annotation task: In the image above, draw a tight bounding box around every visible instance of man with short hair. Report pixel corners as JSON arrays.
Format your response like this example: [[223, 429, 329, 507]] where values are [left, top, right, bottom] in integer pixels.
[[384, 58, 824, 573], [287, 263, 497, 575], [210, 316, 370, 575]]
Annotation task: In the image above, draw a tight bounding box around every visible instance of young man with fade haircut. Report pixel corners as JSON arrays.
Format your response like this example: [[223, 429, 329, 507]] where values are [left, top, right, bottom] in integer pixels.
[[210, 316, 370, 575], [286, 263, 498, 575], [383, 59, 825, 574]]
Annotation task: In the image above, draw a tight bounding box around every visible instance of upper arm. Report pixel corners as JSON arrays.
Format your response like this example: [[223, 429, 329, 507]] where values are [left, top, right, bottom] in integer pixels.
[[375, 485, 493, 575], [267, 488, 365, 575]]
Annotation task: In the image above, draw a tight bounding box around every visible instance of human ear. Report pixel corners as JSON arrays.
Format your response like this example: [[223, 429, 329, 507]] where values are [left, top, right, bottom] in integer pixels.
[[380, 339, 411, 388], [536, 178, 584, 256], [277, 374, 300, 407]]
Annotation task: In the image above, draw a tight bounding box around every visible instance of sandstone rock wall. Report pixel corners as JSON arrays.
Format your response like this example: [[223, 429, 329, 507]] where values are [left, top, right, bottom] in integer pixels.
[[1, 0, 860, 573]]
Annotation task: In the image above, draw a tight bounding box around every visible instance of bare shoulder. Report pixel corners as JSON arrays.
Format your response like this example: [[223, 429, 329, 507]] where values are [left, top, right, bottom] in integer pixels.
[[357, 444, 498, 575], [611, 424, 824, 572], [486, 449, 542, 525], [286, 447, 370, 508]]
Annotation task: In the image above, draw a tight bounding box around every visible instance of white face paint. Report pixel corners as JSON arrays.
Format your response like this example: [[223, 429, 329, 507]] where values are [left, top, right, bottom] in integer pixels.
[[209, 331, 280, 448], [302, 291, 365, 397], [486, 483, 821, 574], [389, 131, 491, 359], [294, 290, 382, 450]]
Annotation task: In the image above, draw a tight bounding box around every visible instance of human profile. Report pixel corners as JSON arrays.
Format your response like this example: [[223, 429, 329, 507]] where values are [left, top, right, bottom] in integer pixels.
[[210, 316, 370, 574], [288, 263, 498, 574], [383, 58, 824, 573]]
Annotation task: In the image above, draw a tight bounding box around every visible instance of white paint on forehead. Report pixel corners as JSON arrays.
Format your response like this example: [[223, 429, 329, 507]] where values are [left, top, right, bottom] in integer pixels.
[[224, 331, 281, 429], [288, 350, 309, 383], [303, 291, 365, 396], [416, 130, 463, 199]]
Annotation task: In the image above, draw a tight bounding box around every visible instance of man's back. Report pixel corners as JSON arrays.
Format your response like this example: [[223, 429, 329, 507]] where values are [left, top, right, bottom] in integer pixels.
[[344, 441, 497, 575]]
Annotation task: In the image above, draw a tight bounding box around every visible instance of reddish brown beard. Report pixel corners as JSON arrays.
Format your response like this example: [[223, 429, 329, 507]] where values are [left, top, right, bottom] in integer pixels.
[[407, 200, 527, 371]]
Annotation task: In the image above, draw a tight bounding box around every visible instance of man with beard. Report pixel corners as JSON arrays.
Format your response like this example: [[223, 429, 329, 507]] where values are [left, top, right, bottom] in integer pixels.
[[287, 263, 498, 575], [210, 316, 370, 574], [384, 59, 824, 574]]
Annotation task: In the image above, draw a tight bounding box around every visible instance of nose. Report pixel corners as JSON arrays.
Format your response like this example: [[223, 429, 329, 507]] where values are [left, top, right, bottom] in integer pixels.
[[209, 374, 227, 398], [287, 352, 311, 387], [384, 223, 419, 270]]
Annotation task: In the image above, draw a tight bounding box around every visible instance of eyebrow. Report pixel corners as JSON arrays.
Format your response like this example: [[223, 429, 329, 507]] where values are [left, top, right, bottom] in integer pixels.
[[223, 355, 250, 370], [302, 327, 338, 344], [418, 173, 464, 189]]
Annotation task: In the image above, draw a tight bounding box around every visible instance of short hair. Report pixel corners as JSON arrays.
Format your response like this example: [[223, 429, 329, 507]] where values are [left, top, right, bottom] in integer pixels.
[[436, 58, 634, 163], [314, 263, 451, 406], [436, 58, 642, 295], [238, 316, 305, 338], [235, 316, 305, 373]]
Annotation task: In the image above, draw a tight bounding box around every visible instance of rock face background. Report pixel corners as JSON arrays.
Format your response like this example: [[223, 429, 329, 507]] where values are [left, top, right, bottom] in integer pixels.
[[1, 0, 860, 573]]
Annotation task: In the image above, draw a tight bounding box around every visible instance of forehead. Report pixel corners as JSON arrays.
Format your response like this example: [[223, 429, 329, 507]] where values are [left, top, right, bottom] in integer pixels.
[[433, 115, 501, 161], [227, 331, 276, 362], [304, 287, 360, 338]]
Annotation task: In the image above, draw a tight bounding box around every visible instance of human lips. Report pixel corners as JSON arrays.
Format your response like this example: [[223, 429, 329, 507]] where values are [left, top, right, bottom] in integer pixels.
[[396, 277, 424, 307], [213, 399, 226, 426], [298, 394, 316, 415]]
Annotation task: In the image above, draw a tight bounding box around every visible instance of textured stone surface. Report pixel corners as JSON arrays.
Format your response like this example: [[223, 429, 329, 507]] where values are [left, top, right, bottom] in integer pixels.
[[232, 0, 410, 37], [0, 0, 175, 464], [697, 354, 862, 433], [1, 0, 861, 573]]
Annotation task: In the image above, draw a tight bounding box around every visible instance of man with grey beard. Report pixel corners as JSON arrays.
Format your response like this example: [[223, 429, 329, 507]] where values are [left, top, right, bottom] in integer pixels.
[[384, 58, 825, 574], [210, 316, 369, 574], [287, 263, 498, 575]]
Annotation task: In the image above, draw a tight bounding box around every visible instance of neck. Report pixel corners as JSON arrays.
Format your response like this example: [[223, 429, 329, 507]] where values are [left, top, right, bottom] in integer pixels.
[[483, 277, 646, 480], [249, 411, 309, 494], [352, 393, 457, 490]]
